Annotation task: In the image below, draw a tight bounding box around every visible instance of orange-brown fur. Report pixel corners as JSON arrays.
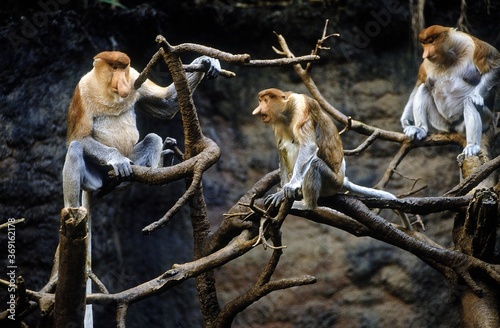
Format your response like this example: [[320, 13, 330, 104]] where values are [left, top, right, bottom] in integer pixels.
[[254, 88, 344, 175], [253, 88, 345, 208], [63, 50, 220, 209], [256, 89, 412, 228], [66, 51, 140, 155]]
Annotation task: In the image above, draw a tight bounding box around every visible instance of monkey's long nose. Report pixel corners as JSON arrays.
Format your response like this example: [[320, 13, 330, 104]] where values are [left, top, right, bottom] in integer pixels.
[[111, 72, 130, 98], [116, 77, 130, 98], [422, 45, 430, 59], [252, 107, 260, 115]]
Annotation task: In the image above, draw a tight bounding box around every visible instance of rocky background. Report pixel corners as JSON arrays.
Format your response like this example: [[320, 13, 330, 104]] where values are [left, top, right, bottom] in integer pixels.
[[1, 1, 499, 327]]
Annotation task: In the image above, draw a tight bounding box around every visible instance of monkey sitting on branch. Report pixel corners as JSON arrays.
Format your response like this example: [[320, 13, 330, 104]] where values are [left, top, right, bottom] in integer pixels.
[[401, 25, 500, 157], [253, 88, 412, 230], [63, 51, 221, 209]]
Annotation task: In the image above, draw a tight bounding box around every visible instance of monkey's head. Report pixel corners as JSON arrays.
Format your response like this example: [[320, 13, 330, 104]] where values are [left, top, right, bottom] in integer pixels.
[[418, 25, 453, 63], [253, 88, 288, 124], [93, 51, 131, 99]]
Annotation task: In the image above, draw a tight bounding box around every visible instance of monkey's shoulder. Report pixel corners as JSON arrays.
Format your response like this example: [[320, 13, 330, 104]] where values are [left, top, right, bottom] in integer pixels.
[[472, 37, 500, 73]]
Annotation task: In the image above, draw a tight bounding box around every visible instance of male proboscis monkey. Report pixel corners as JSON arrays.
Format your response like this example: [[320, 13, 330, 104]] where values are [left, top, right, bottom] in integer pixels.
[[63, 51, 220, 208]]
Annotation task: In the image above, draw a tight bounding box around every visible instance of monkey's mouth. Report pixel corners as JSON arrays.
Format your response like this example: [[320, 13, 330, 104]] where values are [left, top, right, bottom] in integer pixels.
[[259, 114, 270, 123]]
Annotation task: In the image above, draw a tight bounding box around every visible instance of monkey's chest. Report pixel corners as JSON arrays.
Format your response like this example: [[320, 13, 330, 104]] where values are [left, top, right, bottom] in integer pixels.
[[278, 138, 300, 175], [430, 77, 475, 120], [93, 110, 139, 157]]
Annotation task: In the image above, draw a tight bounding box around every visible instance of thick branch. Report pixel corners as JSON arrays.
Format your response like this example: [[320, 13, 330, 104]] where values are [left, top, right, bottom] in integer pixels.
[[334, 195, 500, 294], [54, 207, 88, 328], [358, 195, 472, 214], [455, 189, 498, 260]]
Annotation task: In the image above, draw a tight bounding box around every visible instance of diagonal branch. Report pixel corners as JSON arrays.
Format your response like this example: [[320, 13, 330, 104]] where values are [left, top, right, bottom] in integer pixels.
[[334, 194, 500, 294], [272, 30, 472, 155]]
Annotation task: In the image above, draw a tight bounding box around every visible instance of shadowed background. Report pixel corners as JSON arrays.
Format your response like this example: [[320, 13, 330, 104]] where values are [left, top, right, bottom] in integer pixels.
[[1, 1, 499, 327]]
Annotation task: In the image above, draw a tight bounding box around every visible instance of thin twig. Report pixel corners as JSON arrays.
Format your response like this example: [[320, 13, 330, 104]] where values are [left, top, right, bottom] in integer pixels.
[[0, 218, 25, 230], [344, 130, 380, 156]]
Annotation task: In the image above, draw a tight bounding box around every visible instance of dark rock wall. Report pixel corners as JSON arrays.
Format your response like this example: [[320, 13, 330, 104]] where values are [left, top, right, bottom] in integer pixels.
[[1, 1, 499, 327]]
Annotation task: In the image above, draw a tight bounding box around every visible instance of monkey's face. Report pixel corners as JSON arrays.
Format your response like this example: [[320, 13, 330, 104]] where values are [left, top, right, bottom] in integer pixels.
[[252, 96, 274, 124], [252, 95, 280, 124], [93, 52, 132, 99], [253, 89, 288, 124], [419, 25, 449, 63]]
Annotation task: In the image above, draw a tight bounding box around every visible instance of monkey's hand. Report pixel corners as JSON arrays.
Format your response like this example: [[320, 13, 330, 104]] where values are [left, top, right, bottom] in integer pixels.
[[264, 190, 285, 208], [191, 56, 221, 79], [282, 181, 303, 201], [403, 126, 427, 141], [463, 144, 481, 157], [469, 92, 484, 109], [107, 151, 133, 179]]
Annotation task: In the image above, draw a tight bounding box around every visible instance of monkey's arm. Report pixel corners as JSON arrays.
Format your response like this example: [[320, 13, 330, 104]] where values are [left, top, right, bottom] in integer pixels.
[[401, 84, 418, 129], [78, 137, 133, 178], [471, 68, 499, 109], [403, 63, 430, 140], [403, 84, 430, 141], [135, 56, 220, 119], [265, 138, 318, 207], [283, 142, 317, 199]]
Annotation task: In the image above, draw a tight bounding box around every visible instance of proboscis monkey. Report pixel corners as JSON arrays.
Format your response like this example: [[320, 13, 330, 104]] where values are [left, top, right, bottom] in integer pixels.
[[63, 51, 221, 208], [401, 25, 500, 157], [253, 88, 412, 230]]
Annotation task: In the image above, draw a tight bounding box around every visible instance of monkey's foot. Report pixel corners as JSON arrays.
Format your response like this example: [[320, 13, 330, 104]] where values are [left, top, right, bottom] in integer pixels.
[[252, 217, 287, 250], [462, 144, 481, 157], [163, 137, 184, 160], [403, 126, 427, 140]]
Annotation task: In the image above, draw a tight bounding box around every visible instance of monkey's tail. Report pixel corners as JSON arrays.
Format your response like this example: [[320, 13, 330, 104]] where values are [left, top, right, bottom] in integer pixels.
[[342, 177, 397, 199], [342, 177, 413, 230]]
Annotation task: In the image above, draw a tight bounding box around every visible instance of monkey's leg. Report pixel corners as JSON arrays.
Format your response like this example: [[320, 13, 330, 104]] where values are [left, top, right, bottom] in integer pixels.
[[63, 141, 87, 208], [130, 133, 164, 168]]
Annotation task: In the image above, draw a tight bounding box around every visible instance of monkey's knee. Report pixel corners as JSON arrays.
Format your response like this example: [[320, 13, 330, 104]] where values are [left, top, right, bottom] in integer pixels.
[[64, 140, 85, 168], [63, 141, 86, 208], [132, 133, 163, 167], [67, 140, 84, 156], [143, 133, 163, 148]]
